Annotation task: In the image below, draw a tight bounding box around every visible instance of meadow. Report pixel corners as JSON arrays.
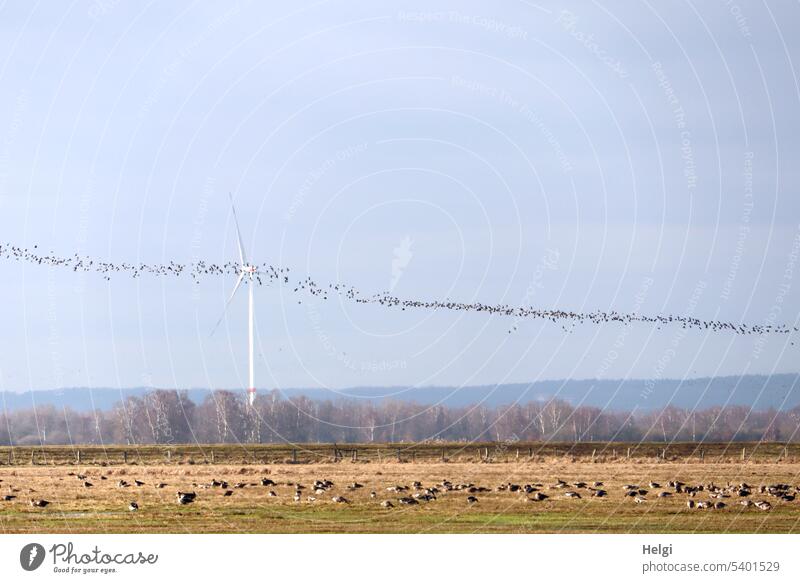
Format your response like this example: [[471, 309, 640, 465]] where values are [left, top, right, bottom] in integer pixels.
[[2, 443, 800, 533]]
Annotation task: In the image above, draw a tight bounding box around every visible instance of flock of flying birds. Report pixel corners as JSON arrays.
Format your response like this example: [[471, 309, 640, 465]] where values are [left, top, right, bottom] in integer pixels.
[[1, 241, 798, 337]]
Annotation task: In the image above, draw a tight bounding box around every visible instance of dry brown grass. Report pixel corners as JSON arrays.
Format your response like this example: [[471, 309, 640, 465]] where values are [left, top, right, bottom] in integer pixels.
[[3, 451, 800, 533]]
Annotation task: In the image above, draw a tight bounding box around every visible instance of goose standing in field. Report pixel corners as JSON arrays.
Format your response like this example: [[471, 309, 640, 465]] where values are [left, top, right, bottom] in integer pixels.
[[331, 496, 349, 504], [223, 490, 233, 497], [530, 492, 549, 501], [413, 492, 436, 502], [29, 499, 49, 508], [83, 481, 93, 488], [134, 480, 145, 487], [564, 491, 581, 499], [3, 495, 16, 501], [381, 500, 394, 508], [466, 496, 478, 504], [176, 491, 196, 505], [399, 497, 419, 505], [128, 501, 139, 511]]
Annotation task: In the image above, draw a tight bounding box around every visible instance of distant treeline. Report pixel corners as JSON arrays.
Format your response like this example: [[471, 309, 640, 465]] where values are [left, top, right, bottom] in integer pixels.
[[2, 389, 799, 445]]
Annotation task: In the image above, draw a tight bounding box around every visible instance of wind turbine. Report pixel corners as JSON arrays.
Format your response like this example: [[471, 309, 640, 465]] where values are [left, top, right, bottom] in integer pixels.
[[212, 194, 258, 408]]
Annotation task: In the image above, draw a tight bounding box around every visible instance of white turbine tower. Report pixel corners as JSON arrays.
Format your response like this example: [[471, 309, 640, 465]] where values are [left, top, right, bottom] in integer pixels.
[[212, 195, 258, 408]]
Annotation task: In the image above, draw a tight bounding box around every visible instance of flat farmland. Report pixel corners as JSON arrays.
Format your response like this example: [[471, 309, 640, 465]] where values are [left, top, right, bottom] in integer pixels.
[[2, 443, 800, 533]]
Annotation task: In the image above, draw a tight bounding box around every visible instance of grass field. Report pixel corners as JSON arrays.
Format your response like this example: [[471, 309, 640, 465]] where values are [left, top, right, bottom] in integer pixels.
[[2, 443, 800, 533]]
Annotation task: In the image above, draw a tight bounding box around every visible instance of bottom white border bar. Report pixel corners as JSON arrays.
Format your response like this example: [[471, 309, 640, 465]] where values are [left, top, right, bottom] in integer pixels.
[[1, 534, 798, 582]]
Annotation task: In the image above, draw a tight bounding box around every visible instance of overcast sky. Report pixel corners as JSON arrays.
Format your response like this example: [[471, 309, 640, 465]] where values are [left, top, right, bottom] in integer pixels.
[[0, 0, 798, 394]]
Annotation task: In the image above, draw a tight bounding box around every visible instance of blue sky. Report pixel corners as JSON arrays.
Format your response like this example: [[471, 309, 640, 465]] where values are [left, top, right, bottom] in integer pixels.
[[0, 0, 798, 393]]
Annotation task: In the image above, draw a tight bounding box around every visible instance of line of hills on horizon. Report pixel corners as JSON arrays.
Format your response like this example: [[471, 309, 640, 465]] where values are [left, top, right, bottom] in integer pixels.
[[2, 374, 799, 413]]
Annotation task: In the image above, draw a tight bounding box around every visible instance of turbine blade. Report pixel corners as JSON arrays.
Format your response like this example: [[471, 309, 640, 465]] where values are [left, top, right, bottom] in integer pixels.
[[209, 272, 246, 337], [229, 192, 247, 267]]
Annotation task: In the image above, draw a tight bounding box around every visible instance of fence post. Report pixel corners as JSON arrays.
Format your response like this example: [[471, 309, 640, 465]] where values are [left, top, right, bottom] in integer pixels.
[[352, 449, 358, 462], [591, 448, 596, 462], [662, 448, 667, 460], [7, 450, 12, 465], [528, 447, 533, 458], [484, 447, 489, 461], [700, 449, 704, 463], [166, 450, 171, 463], [741, 447, 746, 461], [292, 449, 297, 464], [626, 447, 631, 460], [31, 450, 35, 465], [396, 448, 401, 462], [211, 451, 215, 464], [123, 451, 128, 464], [441, 448, 446, 462]]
